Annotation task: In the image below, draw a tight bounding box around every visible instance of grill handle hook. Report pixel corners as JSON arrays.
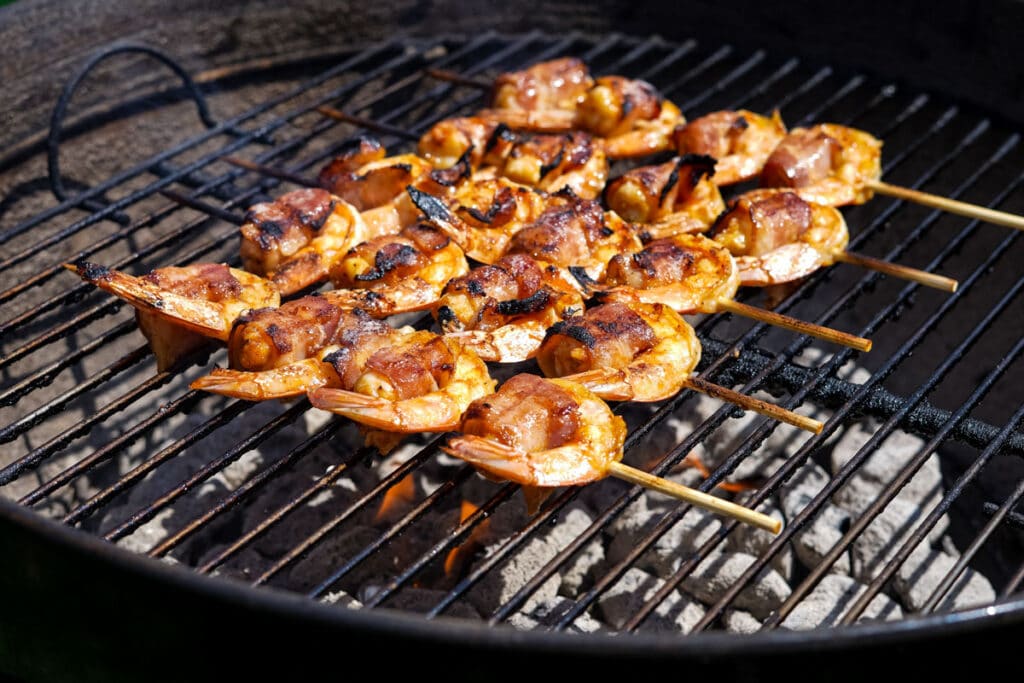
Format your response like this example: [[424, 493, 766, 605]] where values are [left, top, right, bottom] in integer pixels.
[[46, 42, 220, 215]]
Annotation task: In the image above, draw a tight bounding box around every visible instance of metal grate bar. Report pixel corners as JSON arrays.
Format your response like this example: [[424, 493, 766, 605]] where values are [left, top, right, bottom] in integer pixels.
[[0, 41, 405, 247], [763, 263, 1024, 627], [251, 436, 445, 585], [98, 400, 309, 540], [921, 466, 1024, 612], [0, 340, 146, 445]]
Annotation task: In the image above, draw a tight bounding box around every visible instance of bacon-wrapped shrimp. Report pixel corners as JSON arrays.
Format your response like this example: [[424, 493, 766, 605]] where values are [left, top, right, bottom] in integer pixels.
[[442, 373, 626, 490], [760, 123, 882, 206], [317, 135, 472, 237], [435, 253, 585, 362], [238, 188, 368, 295], [536, 295, 701, 403], [603, 154, 725, 240], [709, 189, 849, 286], [596, 232, 741, 314], [489, 57, 595, 115], [418, 118, 608, 199], [407, 179, 551, 264], [673, 109, 787, 185], [65, 261, 280, 372], [503, 190, 644, 282], [478, 58, 684, 159], [189, 297, 397, 401], [308, 330, 496, 454], [323, 222, 470, 318]]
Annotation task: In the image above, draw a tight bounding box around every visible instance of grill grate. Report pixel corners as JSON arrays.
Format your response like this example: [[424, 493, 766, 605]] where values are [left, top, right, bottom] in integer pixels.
[[2, 31, 1023, 635]]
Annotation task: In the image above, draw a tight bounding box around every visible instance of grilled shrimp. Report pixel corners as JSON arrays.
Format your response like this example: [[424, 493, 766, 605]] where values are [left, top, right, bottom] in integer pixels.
[[673, 109, 787, 185], [603, 154, 725, 240], [407, 178, 550, 264], [324, 222, 470, 318], [418, 117, 608, 198], [239, 188, 368, 295], [308, 330, 496, 450], [435, 253, 585, 362], [189, 297, 396, 400], [709, 189, 849, 286], [318, 135, 472, 237], [760, 123, 882, 206], [66, 261, 280, 372], [442, 373, 627, 488], [536, 295, 701, 402], [481, 59, 683, 159], [490, 57, 594, 113], [599, 233, 741, 314], [504, 190, 644, 281]]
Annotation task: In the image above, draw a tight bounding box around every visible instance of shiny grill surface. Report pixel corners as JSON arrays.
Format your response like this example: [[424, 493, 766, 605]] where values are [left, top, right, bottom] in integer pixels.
[[2, 31, 1023, 634]]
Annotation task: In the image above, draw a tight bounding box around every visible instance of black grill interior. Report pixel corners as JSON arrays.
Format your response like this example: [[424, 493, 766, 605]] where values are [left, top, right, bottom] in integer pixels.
[[2, 28, 1024, 643]]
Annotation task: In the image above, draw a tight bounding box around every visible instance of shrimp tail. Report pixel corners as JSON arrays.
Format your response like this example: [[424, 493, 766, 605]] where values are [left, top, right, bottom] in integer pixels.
[[442, 435, 534, 484], [66, 261, 235, 340], [308, 388, 464, 432], [190, 360, 333, 401]]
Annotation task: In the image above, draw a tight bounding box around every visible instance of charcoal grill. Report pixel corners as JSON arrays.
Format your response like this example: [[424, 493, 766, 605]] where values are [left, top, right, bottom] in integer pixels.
[[2, 1, 1024, 680]]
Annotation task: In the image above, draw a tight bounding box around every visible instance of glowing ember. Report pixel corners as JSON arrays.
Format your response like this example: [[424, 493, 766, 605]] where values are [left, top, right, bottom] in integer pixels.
[[374, 473, 417, 523], [444, 499, 491, 578]]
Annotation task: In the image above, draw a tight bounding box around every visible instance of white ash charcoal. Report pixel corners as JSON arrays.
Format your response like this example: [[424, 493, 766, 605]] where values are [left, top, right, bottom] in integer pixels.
[[321, 589, 363, 610], [894, 548, 996, 612], [113, 507, 176, 554], [850, 497, 949, 583], [606, 495, 726, 578], [777, 462, 852, 575], [552, 508, 603, 596], [467, 502, 594, 615], [726, 494, 793, 581], [780, 574, 902, 630], [722, 608, 763, 634], [506, 596, 604, 634], [793, 504, 852, 576], [682, 551, 791, 620], [596, 567, 706, 633], [666, 393, 790, 483], [830, 418, 946, 514], [375, 587, 481, 620]]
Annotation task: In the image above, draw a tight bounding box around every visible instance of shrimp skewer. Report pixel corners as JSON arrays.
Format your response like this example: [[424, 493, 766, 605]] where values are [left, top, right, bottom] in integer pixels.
[[683, 115, 1024, 231], [434, 253, 585, 363], [323, 222, 470, 317], [711, 189, 958, 291], [307, 330, 496, 455], [673, 109, 787, 185], [535, 294, 822, 432], [603, 154, 726, 240], [443, 373, 781, 532], [189, 297, 397, 401], [428, 58, 685, 159], [595, 233, 873, 351], [64, 261, 280, 371]]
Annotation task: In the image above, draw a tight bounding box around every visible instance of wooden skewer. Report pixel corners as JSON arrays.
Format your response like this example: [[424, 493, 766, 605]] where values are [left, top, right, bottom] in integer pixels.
[[315, 105, 419, 141], [223, 156, 318, 188], [682, 375, 823, 434], [424, 67, 492, 90], [607, 461, 782, 533], [716, 299, 872, 352], [865, 179, 1024, 233], [834, 250, 958, 293]]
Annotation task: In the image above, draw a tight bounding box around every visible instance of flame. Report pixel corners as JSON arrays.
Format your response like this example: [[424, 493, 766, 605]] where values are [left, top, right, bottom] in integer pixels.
[[674, 452, 760, 493], [374, 473, 417, 523], [443, 499, 490, 578]]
